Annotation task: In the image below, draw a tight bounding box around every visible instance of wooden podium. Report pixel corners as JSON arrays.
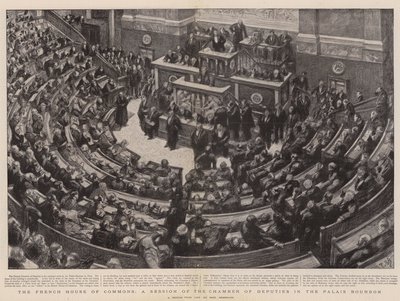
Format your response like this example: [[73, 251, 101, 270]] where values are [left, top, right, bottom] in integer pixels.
[[198, 47, 239, 78], [157, 77, 232, 146], [172, 76, 231, 122]]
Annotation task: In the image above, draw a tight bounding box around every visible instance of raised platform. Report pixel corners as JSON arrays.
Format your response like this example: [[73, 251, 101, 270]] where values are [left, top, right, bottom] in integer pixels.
[[152, 56, 200, 89]]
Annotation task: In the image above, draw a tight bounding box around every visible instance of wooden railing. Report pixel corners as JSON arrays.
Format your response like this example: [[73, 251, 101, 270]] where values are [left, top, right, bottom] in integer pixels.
[[43, 10, 86, 43]]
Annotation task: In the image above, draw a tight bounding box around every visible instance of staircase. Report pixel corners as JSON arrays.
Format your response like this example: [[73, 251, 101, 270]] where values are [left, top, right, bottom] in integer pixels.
[[43, 10, 120, 80]]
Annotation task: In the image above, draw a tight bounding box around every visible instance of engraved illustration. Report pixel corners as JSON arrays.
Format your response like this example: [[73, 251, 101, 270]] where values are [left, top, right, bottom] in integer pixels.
[[7, 9, 393, 269]]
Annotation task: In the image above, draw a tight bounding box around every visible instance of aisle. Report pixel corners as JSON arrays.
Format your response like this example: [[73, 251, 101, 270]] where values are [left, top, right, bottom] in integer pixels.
[[113, 99, 281, 180], [113, 99, 196, 177]]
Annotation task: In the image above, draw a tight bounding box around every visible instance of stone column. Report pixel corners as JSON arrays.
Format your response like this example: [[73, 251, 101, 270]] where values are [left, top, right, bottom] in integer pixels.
[[274, 89, 281, 106], [297, 9, 320, 56], [234, 83, 239, 99], [154, 68, 159, 90], [86, 10, 91, 19], [108, 9, 115, 47]]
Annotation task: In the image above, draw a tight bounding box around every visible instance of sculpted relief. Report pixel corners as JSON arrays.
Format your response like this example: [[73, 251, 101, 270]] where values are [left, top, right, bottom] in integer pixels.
[[196, 9, 299, 31]]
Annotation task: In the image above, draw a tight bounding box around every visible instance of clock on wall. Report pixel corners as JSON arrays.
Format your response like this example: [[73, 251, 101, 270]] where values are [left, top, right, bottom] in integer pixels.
[[142, 34, 152, 46], [251, 92, 263, 105], [332, 61, 345, 75]]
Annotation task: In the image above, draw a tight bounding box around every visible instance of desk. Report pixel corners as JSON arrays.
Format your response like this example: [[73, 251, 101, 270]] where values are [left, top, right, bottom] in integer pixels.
[[230, 72, 292, 111], [158, 114, 213, 147], [152, 56, 199, 90], [240, 37, 289, 69], [172, 76, 231, 118]]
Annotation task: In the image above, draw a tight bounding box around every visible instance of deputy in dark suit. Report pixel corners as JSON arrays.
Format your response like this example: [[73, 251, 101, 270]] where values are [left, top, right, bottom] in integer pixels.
[[191, 122, 209, 161], [213, 106, 228, 128], [265, 30, 279, 61], [311, 80, 328, 101], [163, 50, 178, 64], [145, 106, 161, 139], [137, 95, 149, 133], [210, 29, 226, 52], [211, 124, 230, 157], [274, 104, 286, 143], [165, 108, 182, 150], [227, 101, 241, 141], [114, 92, 129, 128], [258, 108, 275, 149], [230, 19, 247, 50], [240, 100, 255, 141], [185, 33, 200, 57], [278, 31, 292, 61]]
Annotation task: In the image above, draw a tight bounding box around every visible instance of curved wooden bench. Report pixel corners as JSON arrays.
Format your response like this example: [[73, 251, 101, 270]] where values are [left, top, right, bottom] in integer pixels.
[[185, 203, 272, 225], [356, 244, 393, 268], [319, 180, 392, 255], [344, 120, 370, 162], [330, 203, 393, 266], [321, 124, 344, 155], [173, 239, 301, 268], [9, 192, 302, 269], [260, 251, 321, 268]]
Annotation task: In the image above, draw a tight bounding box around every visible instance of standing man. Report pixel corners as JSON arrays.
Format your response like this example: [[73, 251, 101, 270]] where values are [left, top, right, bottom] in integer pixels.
[[258, 108, 274, 149], [137, 95, 149, 134], [191, 122, 209, 161], [185, 33, 199, 57], [230, 19, 247, 51], [145, 106, 161, 140], [278, 31, 292, 61], [114, 92, 130, 128], [265, 30, 278, 62], [211, 28, 226, 53], [240, 100, 255, 141], [227, 100, 241, 141], [165, 107, 182, 150], [274, 104, 286, 143], [312, 80, 328, 101]]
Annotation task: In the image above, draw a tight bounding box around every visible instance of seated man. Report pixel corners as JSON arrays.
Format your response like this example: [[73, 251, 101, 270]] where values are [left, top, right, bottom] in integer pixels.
[[171, 224, 191, 256], [186, 163, 206, 182], [220, 189, 241, 212], [195, 220, 230, 255], [196, 146, 217, 170], [240, 215, 283, 250], [354, 165, 377, 203], [107, 139, 132, 164], [317, 162, 343, 193], [163, 50, 178, 64], [155, 159, 172, 177], [91, 219, 117, 249], [201, 194, 222, 214], [214, 161, 232, 181]]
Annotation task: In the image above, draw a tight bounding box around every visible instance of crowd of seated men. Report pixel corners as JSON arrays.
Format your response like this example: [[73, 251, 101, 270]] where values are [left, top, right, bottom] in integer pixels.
[[63, 13, 84, 26], [6, 14, 176, 265], [337, 216, 393, 268], [8, 212, 89, 269], [163, 44, 200, 68], [8, 211, 125, 269], [7, 12, 393, 268], [236, 64, 289, 82], [190, 74, 391, 248]]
